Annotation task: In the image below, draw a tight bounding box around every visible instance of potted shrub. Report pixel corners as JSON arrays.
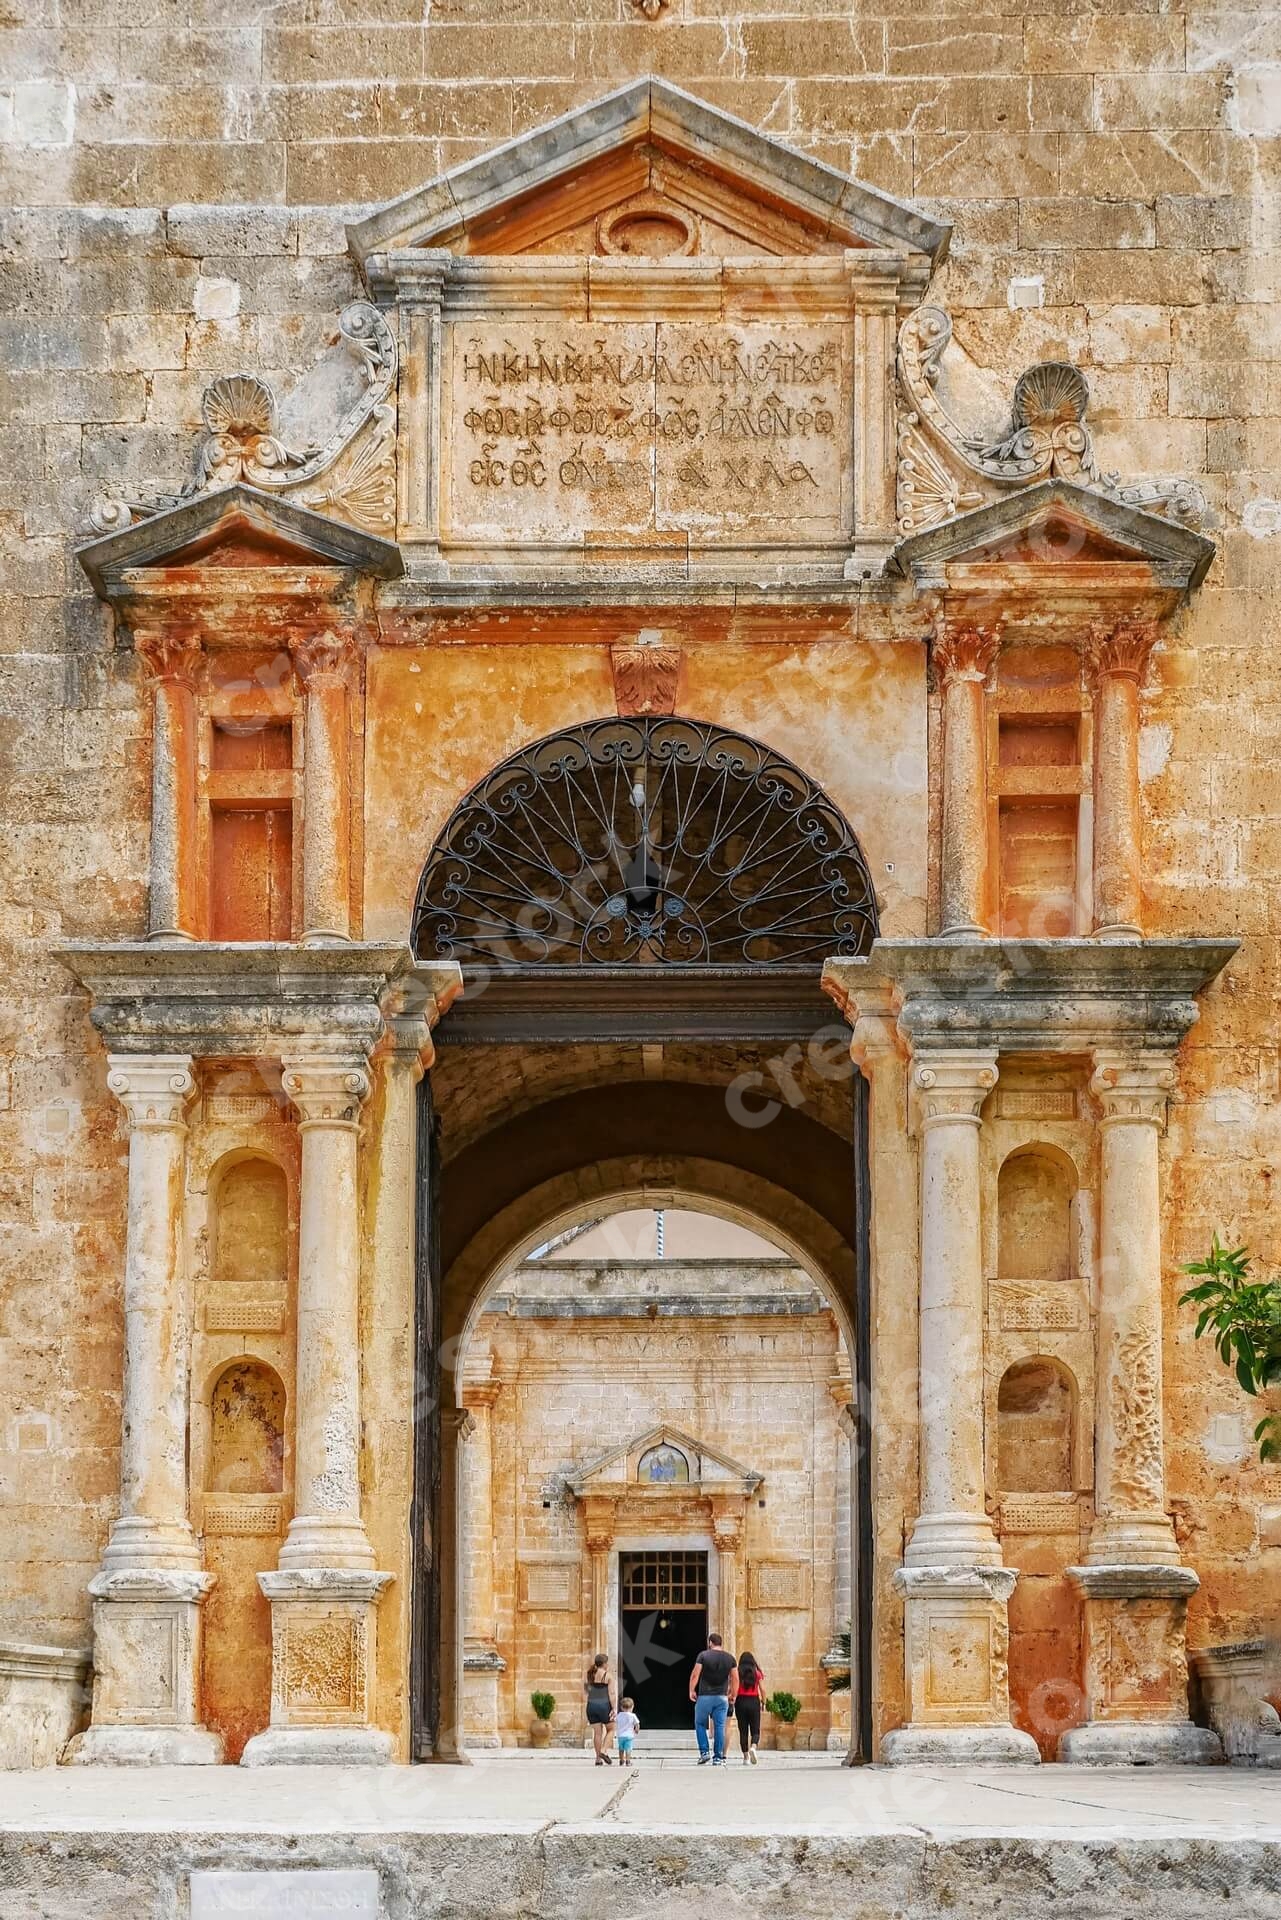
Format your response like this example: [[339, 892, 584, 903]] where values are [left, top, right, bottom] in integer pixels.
[[530, 1691, 556, 1748], [765, 1689, 802, 1752]]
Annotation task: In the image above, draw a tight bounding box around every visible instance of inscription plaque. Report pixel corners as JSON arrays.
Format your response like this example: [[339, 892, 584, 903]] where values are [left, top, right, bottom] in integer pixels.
[[446, 321, 850, 542], [190, 1868, 380, 1916]]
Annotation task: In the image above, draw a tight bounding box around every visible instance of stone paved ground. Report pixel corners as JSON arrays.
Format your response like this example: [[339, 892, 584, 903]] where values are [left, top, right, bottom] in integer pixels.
[[2, 1757, 1280, 1919]]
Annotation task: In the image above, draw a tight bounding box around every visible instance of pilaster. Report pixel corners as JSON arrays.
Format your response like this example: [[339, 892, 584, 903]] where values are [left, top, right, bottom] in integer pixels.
[[933, 616, 1003, 939], [1087, 616, 1157, 942], [293, 634, 360, 945]]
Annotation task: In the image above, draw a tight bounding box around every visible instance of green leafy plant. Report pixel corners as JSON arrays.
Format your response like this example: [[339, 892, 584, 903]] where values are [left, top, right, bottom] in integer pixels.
[[530, 1691, 556, 1721], [1180, 1237, 1281, 1462], [826, 1629, 851, 1695], [765, 1689, 802, 1724]]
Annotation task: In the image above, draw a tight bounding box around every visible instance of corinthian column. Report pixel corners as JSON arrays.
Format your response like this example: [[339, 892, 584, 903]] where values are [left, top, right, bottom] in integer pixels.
[[1061, 1049, 1219, 1766], [137, 634, 201, 940], [885, 1047, 1038, 1765], [294, 634, 356, 944], [68, 1055, 222, 1766], [933, 617, 1002, 939], [243, 1053, 393, 1766], [1088, 617, 1156, 942]]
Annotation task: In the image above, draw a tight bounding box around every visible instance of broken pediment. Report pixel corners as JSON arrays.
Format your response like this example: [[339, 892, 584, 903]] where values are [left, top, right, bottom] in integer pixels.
[[568, 1424, 762, 1499], [347, 78, 950, 267]]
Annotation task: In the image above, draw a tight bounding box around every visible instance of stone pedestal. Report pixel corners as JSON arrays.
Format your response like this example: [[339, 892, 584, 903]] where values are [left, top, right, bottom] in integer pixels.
[[1190, 1641, 1281, 1766], [1059, 1566, 1221, 1765], [462, 1644, 507, 1750], [0, 1641, 91, 1768], [241, 1571, 394, 1766], [67, 1571, 222, 1766], [883, 1567, 1039, 1765]]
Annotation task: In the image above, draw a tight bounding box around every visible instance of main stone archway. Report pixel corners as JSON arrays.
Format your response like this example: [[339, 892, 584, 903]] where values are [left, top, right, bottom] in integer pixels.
[[409, 717, 879, 1764]]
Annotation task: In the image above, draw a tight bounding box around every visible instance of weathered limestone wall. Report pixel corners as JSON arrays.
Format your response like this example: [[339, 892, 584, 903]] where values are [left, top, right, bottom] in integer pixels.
[[2, 2, 1280, 1747]]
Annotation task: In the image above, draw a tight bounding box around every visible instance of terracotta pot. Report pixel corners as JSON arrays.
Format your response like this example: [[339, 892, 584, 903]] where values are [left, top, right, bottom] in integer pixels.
[[530, 1718, 552, 1747], [773, 1722, 797, 1752]]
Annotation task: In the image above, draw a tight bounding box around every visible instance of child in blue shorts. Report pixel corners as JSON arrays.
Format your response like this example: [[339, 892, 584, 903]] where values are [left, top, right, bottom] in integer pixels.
[[614, 1697, 640, 1765]]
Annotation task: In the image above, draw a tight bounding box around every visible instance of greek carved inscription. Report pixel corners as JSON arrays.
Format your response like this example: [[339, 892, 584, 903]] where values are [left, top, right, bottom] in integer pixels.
[[447, 322, 848, 539]]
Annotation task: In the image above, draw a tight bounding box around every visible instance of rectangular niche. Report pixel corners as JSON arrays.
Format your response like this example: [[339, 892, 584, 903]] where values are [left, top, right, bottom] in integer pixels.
[[207, 719, 294, 942]]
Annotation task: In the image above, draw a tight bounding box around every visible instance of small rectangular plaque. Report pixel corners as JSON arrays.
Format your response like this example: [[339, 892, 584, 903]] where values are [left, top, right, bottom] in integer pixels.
[[190, 1868, 379, 1916]]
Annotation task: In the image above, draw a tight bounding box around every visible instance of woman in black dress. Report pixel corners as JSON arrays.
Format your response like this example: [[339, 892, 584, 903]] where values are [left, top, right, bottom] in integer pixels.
[[734, 1650, 764, 1764], [583, 1653, 616, 1764]]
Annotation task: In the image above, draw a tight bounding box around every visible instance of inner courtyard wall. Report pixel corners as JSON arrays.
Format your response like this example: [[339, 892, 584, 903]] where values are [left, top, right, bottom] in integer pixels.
[[462, 1246, 848, 1749], [2, 2, 1281, 1751]]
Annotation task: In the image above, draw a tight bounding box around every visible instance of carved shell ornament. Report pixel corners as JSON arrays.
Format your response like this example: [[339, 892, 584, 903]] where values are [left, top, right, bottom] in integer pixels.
[[896, 304, 1210, 537], [88, 301, 398, 538]]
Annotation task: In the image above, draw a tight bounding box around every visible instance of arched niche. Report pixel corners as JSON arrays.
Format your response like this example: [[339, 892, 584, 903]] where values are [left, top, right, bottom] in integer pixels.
[[206, 1359, 286, 1495], [211, 1153, 288, 1290], [997, 1144, 1076, 1284], [996, 1357, 1075, 1494]]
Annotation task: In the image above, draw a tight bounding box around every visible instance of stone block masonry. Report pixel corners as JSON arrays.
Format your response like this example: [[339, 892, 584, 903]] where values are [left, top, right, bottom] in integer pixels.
[[3, 0, 1281, 1780]]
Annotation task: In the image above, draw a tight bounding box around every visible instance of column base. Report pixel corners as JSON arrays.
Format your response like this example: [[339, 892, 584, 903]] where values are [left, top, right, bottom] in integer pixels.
[[240, 1726, 393, 1767], [99, 1515, 202, 1574], [65, 1724, 224, 1766], [904, 1511, 1002, 1567], [1058, 1721, 1222, 1766], [276, 1513, 377, 1572], [882, 1724, 1041, 1766]]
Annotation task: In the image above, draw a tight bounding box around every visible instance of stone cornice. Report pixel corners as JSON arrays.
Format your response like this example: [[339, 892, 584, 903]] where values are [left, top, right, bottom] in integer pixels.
[[823, 937, 1238, 1055], [57, 941, 462, 1060]]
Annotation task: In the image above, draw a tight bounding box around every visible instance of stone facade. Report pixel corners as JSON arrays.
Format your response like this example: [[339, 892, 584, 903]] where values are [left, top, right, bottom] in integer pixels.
[[1, 13, 1279, 1771]]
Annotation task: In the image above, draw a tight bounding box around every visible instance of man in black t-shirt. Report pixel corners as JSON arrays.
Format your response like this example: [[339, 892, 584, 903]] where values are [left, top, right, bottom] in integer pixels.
[[689, 1632, 738, 1765]]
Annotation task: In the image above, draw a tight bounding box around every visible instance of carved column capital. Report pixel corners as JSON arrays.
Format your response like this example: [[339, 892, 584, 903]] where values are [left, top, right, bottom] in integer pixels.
[[281, 1053, 371, 1128], [1090, 1049, 1177, 1129], [136, 632, 203, 689], [105, 1053, 196, 1129], [932, 616, 1003, 687], [1087, 615, 1158, 683], [292, 630, 360, 689], [583, 1495, 618, 1553], [911, 1048, 999, 1127]]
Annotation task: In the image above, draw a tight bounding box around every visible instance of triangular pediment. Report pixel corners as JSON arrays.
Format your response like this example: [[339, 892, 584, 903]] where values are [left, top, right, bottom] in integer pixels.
[[78, 484, 404, 596], [891, 478, 1215, 595], [348, 78, 949, 268], [569, 1423, 762, 1497]]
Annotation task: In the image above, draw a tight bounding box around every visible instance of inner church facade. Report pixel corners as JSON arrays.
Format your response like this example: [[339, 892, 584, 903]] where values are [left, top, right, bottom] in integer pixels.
[[2, 75, 1278, 1773]]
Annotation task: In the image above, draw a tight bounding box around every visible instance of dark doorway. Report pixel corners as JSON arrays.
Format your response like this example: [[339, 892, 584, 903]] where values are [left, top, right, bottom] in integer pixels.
[[619, 1550, 708, 1730]]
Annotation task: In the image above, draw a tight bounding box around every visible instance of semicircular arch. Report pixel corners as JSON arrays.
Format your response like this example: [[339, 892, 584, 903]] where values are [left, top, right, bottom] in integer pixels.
[[413, 713, 880, 971]]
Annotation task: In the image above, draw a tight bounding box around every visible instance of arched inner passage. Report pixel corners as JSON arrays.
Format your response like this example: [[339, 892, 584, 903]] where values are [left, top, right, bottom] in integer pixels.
[[449, 1191, 861, 1757], [413, 715, 879, 969]]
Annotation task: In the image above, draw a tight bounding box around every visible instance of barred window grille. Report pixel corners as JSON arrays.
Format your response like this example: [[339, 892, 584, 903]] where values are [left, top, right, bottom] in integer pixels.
[[619, 1550, 708, 1610]]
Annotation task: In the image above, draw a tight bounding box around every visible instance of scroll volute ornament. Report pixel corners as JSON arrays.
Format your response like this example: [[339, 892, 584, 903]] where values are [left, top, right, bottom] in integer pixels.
[[281, 1058, 371, 1127]]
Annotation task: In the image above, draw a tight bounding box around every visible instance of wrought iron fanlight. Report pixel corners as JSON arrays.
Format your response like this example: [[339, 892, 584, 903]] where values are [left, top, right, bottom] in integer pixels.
[[412, 717, 879, 970]]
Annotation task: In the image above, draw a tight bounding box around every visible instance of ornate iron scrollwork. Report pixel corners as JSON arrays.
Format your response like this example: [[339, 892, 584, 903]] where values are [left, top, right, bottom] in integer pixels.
[[413, 717, 879, 970]]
